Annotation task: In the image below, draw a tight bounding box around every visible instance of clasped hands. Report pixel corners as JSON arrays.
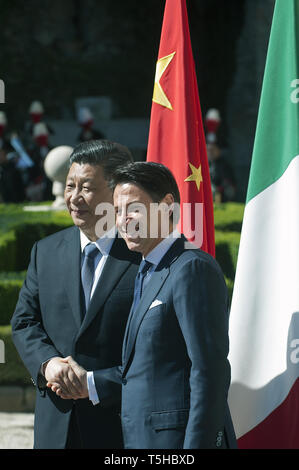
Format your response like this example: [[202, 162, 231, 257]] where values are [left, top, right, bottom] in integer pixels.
[[44, 356, 88, 400]]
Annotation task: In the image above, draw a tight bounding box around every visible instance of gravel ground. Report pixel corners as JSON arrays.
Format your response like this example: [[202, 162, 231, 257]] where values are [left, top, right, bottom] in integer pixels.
[[0, 413, 34, 449]]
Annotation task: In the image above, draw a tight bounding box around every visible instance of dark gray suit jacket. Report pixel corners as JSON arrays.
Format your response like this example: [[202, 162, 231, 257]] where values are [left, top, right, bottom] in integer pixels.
[[11, 226, 140, 449], [94, 236, 237, 449]]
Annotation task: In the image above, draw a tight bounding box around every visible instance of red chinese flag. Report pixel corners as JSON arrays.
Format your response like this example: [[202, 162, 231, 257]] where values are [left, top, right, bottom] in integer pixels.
[[146, 0, 215, 256]]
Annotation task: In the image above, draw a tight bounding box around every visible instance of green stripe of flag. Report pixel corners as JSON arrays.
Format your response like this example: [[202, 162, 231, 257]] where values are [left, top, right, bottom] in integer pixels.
[[247, 0, 299, 203]]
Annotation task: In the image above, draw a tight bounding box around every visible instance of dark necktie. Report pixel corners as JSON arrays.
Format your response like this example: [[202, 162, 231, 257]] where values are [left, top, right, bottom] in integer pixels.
[[131, 259, 153, 314], [81, 243, 101, 312], [123, 259, 153, 360]]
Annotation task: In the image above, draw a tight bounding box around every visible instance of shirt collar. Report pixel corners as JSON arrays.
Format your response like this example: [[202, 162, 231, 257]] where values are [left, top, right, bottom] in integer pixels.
[[144, 229, 181, 268], [80, 226, 116, 256]]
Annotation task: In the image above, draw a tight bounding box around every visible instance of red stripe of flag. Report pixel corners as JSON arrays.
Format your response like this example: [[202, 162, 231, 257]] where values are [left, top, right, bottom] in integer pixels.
[[146, 0, 215, 256]]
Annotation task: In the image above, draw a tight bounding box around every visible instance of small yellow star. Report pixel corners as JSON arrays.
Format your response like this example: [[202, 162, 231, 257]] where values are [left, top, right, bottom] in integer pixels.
[[184, 163, 203, 191], [152, 52, 176, 110]]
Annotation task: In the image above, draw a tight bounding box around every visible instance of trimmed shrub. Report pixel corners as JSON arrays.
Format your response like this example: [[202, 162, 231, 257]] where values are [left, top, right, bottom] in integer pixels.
[[215, 230, 241, 281], [0, 230, 18, 271], [0, 277, 25, 326], [0, 207, 72, 272], [0, 325, 31, 386], [214, 202, 245, 232]]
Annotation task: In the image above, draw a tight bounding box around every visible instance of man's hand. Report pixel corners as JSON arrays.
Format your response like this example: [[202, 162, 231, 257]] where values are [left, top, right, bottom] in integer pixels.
[[46, 356, 88, 400]]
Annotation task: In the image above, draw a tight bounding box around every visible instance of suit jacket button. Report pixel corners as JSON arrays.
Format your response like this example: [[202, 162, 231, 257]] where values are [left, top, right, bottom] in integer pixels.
[[122, 378, 127, 385], [215, 431, 223, 447]]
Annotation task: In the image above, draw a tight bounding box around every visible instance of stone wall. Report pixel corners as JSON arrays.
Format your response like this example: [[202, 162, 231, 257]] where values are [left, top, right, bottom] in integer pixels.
[[0, 0, 276, 201], [0, 1, 244, 121], [0, 0, 165, 125]]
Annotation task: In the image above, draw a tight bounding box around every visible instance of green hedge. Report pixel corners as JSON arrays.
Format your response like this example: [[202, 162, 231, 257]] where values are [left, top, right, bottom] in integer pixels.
[[0, 201, 244, 385], [0, 325, 31, 386], [215, 230, 241, 281], [214, 202, 245, 232], [0, 278, 24, 326], [0, 230, 18, 272], [0, 205, 72, 272]]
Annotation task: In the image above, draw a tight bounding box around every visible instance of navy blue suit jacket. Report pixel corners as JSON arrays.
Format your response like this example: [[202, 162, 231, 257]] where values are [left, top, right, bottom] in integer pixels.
[[94, 236, 237, 449]]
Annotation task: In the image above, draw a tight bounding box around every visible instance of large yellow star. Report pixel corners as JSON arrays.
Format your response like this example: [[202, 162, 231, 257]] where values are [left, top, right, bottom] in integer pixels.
[[184, 163, 203, 191], [152, 51, 176, 110]]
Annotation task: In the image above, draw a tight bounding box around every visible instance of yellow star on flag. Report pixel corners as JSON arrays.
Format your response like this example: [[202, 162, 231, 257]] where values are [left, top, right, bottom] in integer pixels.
[[184, 163, 203, 191], [152, 51, 176, 110]]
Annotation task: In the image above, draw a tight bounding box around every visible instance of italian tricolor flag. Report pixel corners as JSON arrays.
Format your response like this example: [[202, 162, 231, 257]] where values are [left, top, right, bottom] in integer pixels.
[[228, 0, 299, 448]]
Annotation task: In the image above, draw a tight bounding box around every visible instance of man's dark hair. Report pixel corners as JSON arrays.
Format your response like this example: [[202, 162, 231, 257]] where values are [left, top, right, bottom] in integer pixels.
[[111, 161, 181, 205], [69, 139, 133, 180]]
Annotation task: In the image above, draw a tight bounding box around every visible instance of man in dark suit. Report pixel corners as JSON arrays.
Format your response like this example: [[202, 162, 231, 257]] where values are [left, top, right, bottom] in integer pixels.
[[11, 140, 140, 449], [60, 161, 237, 449]]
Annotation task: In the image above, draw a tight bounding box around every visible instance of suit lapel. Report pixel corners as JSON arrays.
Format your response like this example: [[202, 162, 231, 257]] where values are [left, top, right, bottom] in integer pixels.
[[122, 268, 169, 371], [76, 236, 137, 338], [122, 236, 186, 374], [63, 227, 83, 330]]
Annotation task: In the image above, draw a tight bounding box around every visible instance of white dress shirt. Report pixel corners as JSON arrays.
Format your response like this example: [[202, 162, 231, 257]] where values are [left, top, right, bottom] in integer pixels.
[[80, 228, 117, 404]]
